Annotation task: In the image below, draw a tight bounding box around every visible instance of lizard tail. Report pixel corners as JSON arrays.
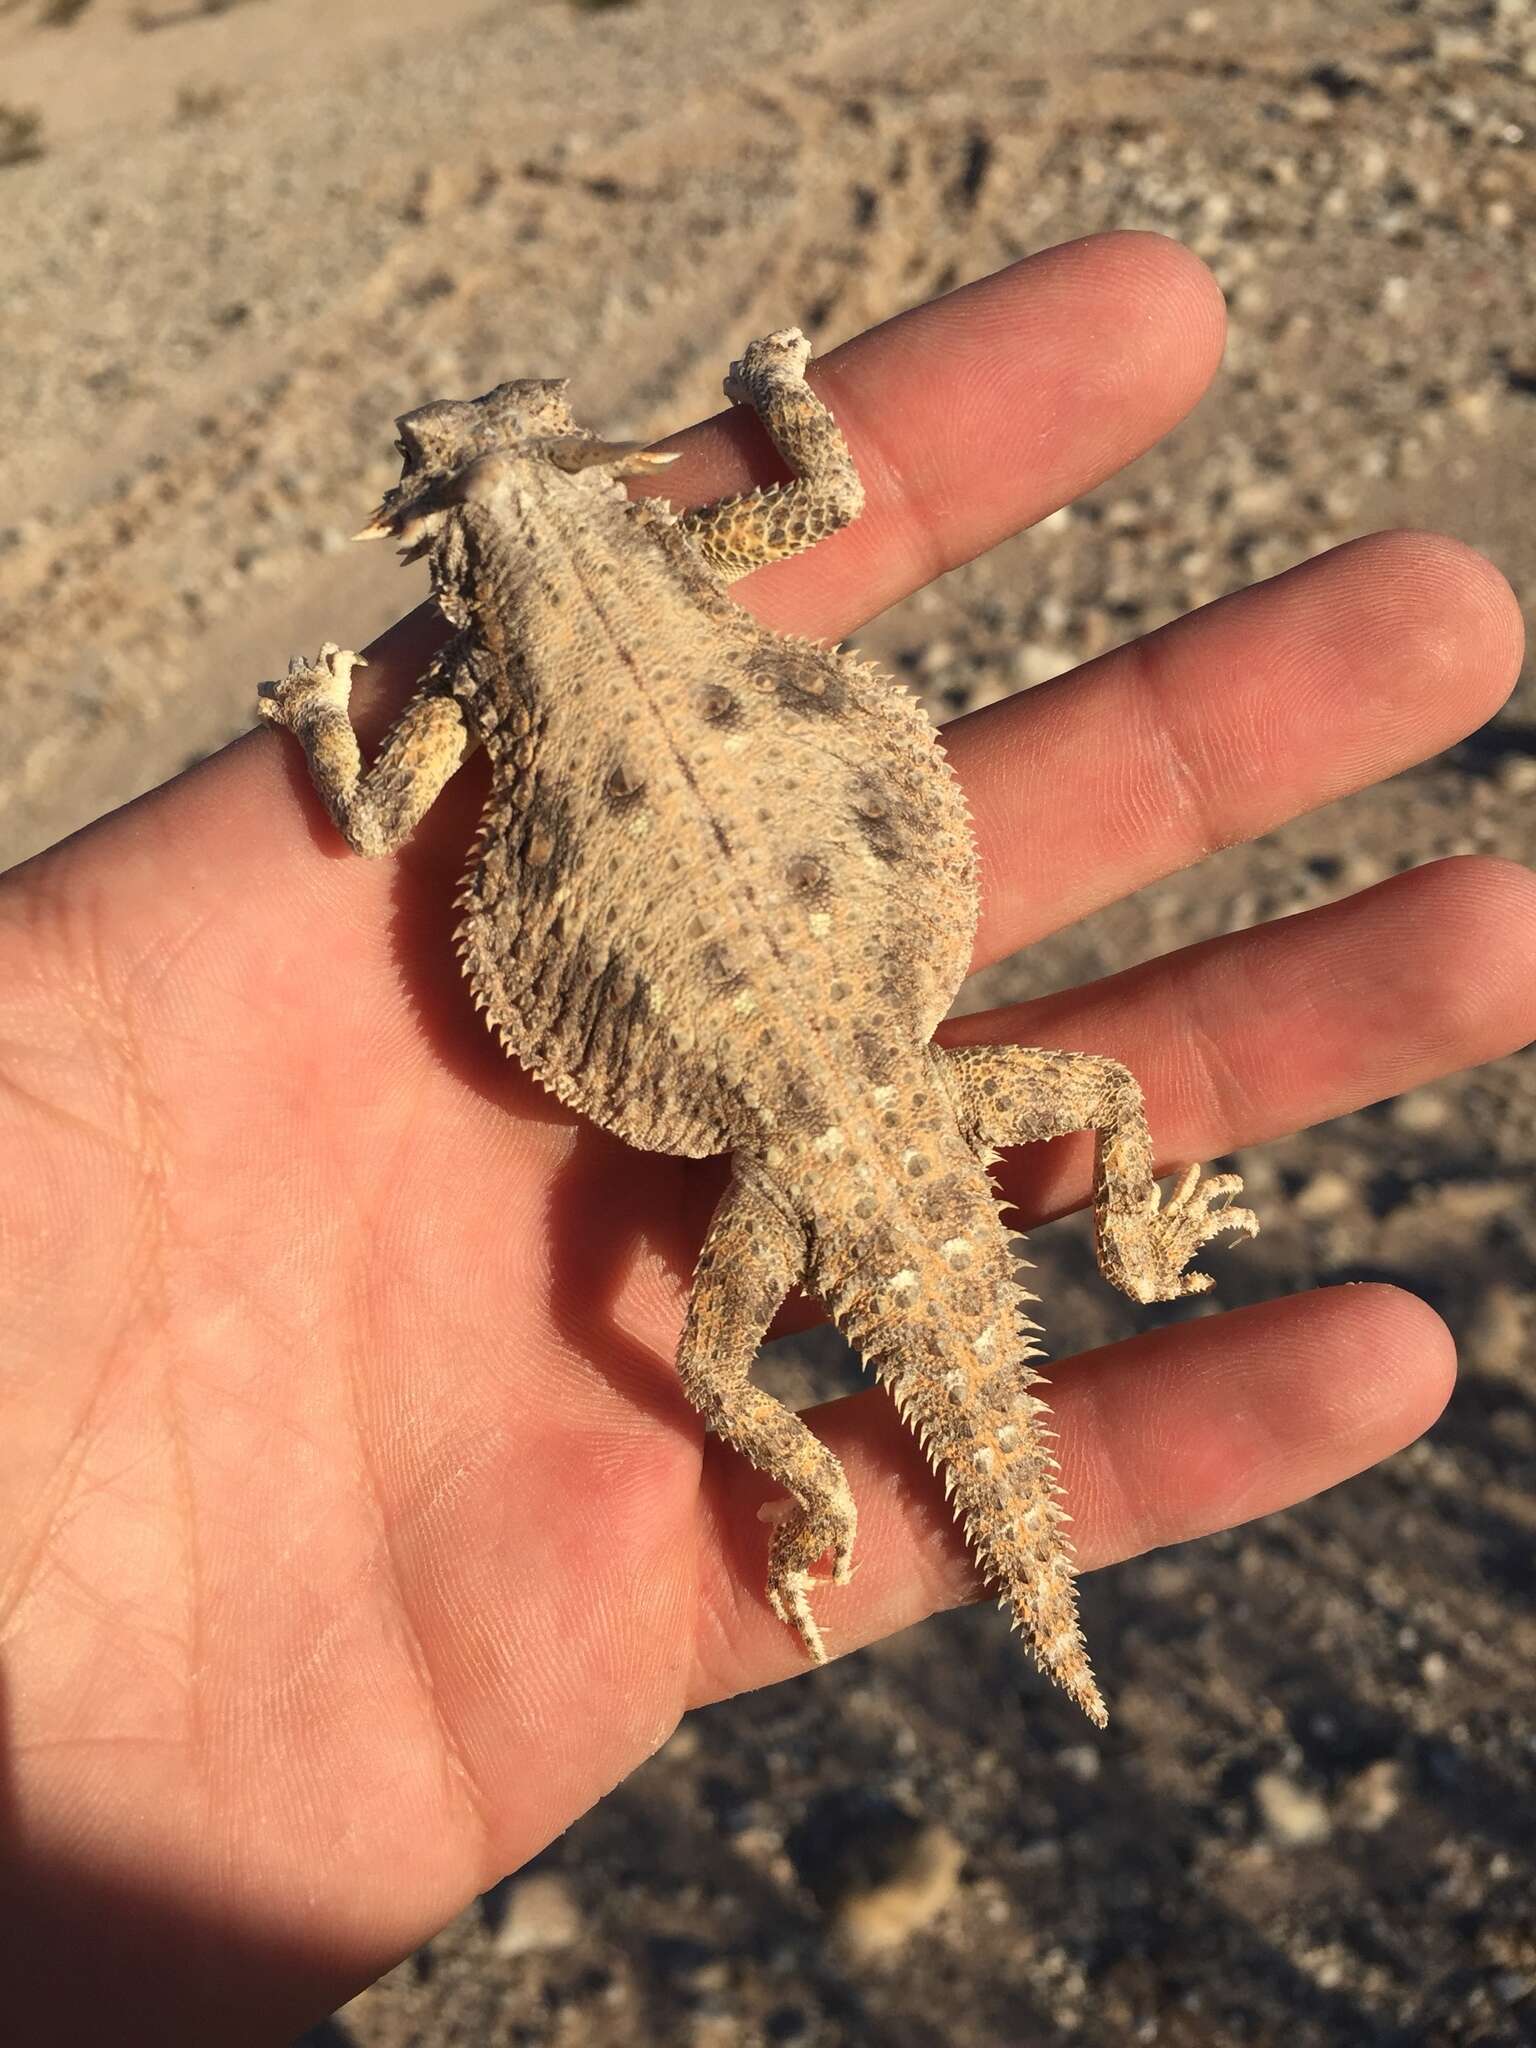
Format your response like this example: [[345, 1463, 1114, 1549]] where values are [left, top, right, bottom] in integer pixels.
[[809, 1140, 1107, 1727]]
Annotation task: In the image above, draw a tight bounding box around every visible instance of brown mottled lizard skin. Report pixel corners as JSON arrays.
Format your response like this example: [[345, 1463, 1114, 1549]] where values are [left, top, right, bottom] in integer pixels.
[[257, 330, 1258, 1724]]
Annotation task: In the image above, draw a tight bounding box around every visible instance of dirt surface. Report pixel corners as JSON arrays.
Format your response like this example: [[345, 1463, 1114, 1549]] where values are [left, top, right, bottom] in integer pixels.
[[3, 1, 1534, 2043]]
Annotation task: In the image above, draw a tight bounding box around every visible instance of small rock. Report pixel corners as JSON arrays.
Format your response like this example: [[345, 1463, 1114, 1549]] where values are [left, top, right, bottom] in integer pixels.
[[828, 1820, 965, 1958], [1057, 1744, 1102, 1784], [1342, 853, 1385, 889], [1231, 477, 1290, 519], [1339, 1758, 1405, 1831], [1391, 1090, 1449, 1134], [1468, 1285, 1527, 1378], [1010, 641, 1072, 687], [491, 1872, 581, 1957], [1252, 1770, 1332, 1847], [1433, 1179, 1522, 1226], [1434, 27, 1487, 61], [661, 1720, 701, 1762], [1294, 1170, 1353, 1222]]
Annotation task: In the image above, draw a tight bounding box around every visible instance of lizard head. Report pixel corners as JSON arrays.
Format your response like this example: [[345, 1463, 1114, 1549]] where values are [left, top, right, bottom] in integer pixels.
[[354, 379, 677, 558]]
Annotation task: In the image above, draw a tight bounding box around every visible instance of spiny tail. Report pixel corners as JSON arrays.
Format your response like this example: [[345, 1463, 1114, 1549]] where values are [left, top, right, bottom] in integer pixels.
[[814, 1143, 1107, 1727]]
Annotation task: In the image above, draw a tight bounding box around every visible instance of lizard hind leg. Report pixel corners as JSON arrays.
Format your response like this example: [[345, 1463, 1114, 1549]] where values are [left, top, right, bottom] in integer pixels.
[[681, 1164, 857, 1663], [936, 1044, 1259, 1304]]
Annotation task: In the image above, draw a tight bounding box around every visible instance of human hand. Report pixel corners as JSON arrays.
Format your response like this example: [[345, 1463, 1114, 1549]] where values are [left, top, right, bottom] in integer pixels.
[[1, 233, 1529, 2042]]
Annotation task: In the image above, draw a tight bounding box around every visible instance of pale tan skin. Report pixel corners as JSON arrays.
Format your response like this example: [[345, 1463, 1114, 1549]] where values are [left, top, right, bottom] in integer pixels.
[[259, 328, 1257, 1725]]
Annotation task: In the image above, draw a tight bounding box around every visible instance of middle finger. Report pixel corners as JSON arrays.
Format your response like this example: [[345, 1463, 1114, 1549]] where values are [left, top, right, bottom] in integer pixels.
[[946, 528, 1523, 967]]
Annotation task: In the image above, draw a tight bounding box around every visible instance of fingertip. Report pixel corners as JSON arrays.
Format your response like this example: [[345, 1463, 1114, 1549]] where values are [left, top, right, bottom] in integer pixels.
[[1088, 228, 1228, 379], [1004, 229, 1227, 439], [1322, 1280, 1457, 1440], [1336, 529, 1526, 728], [1369, 856, 1536, 1064], [1058, 1281, 1464, 1570]]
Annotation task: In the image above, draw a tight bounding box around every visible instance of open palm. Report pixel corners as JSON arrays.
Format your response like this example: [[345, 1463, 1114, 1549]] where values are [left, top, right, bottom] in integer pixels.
[[2, 234, 1530, 2044]]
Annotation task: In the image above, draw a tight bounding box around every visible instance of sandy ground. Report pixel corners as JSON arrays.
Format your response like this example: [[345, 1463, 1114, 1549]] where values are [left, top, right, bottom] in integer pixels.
[[3, 1, 1534, 2043]]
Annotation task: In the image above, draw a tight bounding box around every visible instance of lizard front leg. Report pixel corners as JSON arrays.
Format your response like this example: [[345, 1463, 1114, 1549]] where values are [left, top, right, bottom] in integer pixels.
[[936, 1044, 1259, 1304], [682, 1162, 856, 1662], [257, 640, 479, 857], [680, 329, 865, 578]]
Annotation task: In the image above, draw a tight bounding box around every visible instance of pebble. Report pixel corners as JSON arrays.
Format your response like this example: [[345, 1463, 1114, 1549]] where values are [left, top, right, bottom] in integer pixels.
[[1338, 1758, 1405, 1831], [1293, 1169, 1354, 1221], [828, 1820, 965, 1957], [1467, 1285, 1528, 1378], [661, 1720, 701, 1762], [1432, 1179, 1522, 1226], [490, 1873, 582, 1957], [1056, 1744, 1102, 1784], [1252, 1769, 1333, 1846], [1010, 641, 1073, 688], [1391, 1090, 1449, 1134]]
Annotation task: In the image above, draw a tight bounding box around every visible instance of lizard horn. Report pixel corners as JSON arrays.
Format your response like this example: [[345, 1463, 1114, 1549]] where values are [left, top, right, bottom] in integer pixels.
[[546, 437, 681, 476]]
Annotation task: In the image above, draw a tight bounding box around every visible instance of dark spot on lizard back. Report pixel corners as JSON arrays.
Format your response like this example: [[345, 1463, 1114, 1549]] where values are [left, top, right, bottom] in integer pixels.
[[698, 682, 738, 724], [778, 1069, 828, 1129], [605, 761, 645, 806], [701, 941, 745, 989], [748, 640, 846, 717], [854, 1030, 897, 1081], [786, 853, 828, 896], [851, 777, 905, 861], [516, 782, 573, 896]]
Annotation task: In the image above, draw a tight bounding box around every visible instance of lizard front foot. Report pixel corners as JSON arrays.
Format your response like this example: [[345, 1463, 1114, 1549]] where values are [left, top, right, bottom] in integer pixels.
[[257, 642, 366, 733], [762, 1490, 857, 1665], [1107, 1166, 1260, 1304], [724, 327, 812, 407]]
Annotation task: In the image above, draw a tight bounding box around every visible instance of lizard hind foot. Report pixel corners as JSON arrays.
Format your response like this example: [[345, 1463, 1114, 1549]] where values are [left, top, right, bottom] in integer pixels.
[[761, 1487, 858, 1665], [1114, 1164, 1261, 1304]]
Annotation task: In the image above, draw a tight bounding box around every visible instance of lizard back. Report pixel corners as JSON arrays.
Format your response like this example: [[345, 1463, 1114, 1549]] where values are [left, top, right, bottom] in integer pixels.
[[449, 480, 980, 1159]]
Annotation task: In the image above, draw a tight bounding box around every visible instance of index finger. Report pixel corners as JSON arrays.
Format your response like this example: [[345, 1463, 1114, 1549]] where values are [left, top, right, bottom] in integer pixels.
[[646, 229, 1227, 640]]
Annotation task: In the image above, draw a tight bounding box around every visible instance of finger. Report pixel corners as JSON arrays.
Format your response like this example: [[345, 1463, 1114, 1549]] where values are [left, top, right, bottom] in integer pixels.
[[942, 854, 1536, 1227], [949, 528, 1525, 964], [688, 1283, 1452, 1707], [646, 229, 1227, 639], [351, 230, 1226, 702]]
